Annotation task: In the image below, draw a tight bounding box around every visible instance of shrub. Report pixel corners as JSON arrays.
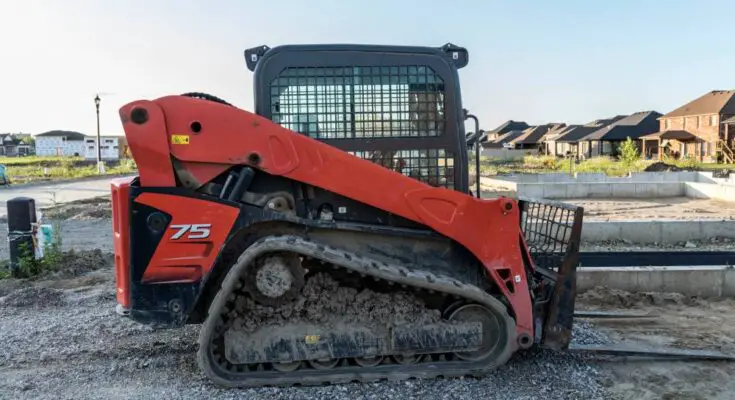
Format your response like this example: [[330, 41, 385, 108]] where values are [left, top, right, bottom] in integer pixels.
[[618, 137, 639, 166]]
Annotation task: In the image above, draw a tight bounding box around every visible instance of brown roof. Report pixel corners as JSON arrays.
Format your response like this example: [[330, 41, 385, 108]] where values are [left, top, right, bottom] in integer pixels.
[[661, 90, 735, 118], [640, 130, 698, 141]]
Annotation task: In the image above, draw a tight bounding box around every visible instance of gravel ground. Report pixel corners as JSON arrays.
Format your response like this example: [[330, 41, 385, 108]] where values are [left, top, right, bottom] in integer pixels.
[[577, 287, 735, 400], [2, 198, 732, 399], [0, 258, 615, 400], [581, 237, 735, 252]]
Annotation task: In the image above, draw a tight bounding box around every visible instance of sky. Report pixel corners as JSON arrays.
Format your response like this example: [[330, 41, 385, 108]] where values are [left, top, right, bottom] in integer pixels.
[[0, 0, 733, 136]]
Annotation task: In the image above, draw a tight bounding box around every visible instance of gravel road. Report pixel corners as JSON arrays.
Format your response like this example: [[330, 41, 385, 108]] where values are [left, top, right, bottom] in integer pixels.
[[0, 177, 129, 218]]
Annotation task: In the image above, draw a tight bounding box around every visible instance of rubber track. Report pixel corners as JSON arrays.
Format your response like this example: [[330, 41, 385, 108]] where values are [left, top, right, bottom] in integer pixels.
[[197, 235, 517, 388]]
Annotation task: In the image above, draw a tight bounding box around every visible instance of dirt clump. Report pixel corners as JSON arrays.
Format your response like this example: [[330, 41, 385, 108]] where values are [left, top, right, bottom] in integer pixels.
[[40, 196, 112, 220], [643, 162, 689, 172], [46, 249, 113, 279], [578, 286, 707, 308], [231, 272, 441, 333], [0, 287, 65, 308]]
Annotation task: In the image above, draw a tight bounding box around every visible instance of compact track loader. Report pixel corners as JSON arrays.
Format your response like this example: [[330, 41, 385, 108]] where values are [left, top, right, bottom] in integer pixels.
[[111, 43, 732, 388]]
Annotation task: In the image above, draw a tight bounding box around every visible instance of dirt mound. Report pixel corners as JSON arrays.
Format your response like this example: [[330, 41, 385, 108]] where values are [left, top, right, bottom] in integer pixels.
[[46, 249, 113, 279], [41, 196, 112, 220], [0, 287, 65, 308], [643, 162, 689, 172], [578, 286, 707, 308], [66, 207, 111, 220]]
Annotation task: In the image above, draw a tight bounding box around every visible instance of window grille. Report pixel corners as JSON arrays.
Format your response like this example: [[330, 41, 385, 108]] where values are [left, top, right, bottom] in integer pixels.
[[269, 66, 446, 139]]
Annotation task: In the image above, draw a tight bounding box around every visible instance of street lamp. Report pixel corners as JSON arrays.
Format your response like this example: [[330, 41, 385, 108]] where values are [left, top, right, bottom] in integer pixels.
[[94, 94, 103, 173]]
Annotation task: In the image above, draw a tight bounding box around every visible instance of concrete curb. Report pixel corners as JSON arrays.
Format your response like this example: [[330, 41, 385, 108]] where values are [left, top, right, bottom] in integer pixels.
[[577, 265, 735, 298]]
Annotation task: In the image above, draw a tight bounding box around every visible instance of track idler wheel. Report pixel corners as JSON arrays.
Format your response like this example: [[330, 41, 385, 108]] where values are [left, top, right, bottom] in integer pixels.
[[244, 252, 305, 306], [448, 304, 507, 362]]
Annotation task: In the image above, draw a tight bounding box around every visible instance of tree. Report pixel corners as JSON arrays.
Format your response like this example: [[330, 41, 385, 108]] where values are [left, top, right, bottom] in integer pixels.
[[618, 137, 639, 166]]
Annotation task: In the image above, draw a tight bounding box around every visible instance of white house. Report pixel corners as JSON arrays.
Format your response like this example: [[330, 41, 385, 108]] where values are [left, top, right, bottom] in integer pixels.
[[34, 131, 86, 157], [84, 135, 125, 160]]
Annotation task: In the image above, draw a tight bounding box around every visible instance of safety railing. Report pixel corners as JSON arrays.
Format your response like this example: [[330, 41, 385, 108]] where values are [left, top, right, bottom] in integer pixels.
[[717, 140, 734, 164], [517, 197, 584, 273], [517, 196, 584, 350]]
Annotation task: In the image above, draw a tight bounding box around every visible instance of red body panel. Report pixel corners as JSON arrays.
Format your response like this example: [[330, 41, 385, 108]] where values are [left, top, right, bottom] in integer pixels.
[[120, 95, 535, 340], [134, 193, 240, 284], [111, 177, 134, 308]]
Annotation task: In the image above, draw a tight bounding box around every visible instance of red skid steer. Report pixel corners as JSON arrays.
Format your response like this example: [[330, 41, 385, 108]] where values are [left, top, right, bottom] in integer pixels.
[[111, 42, 734, 387]]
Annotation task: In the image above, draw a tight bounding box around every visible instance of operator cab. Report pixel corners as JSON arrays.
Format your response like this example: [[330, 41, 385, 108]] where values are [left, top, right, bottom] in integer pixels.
[[244, 43, 471, 194]]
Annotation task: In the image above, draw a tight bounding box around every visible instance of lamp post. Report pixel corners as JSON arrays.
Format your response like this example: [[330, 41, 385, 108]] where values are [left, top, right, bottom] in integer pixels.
[[94, 94, 103, 173]]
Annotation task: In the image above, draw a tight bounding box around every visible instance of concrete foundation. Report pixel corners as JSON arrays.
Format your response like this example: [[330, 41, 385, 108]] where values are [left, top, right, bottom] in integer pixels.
[[493, 171, 734, 185], [525, 219, 735, 244], [481, 171, 735, 201], [582, 220, 735, 244], [577, 265, 735, 298]]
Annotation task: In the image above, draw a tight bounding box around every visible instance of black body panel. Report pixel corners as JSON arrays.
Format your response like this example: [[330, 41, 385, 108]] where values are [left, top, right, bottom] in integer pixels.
[[122, 184, 483, 327]]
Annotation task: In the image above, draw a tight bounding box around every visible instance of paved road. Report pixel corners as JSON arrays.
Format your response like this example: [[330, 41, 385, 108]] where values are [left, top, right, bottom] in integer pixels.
[[0, 176, 133, 218]]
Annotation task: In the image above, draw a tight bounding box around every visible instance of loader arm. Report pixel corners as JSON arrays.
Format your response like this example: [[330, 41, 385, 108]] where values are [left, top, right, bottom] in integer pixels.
[[120, 94, 536, 341]]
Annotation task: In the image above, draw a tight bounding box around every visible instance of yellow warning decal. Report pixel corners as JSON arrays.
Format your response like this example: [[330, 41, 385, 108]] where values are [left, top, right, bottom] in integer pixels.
[[171, 134, 190, 145], [304, 335, 320, 344]]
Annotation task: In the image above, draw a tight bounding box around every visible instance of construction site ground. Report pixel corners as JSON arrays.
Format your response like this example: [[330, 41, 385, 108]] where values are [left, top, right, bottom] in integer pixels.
[[2, 196, 734, 399], [563, 197, 735, 222]]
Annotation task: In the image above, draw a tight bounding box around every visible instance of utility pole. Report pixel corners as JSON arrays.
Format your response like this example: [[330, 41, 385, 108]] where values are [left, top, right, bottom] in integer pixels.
[[94, 94, 103, 173]]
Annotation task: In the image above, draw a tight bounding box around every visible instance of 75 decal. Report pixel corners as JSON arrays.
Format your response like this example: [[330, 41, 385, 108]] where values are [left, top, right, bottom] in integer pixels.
[[169, 224, 212, 240]]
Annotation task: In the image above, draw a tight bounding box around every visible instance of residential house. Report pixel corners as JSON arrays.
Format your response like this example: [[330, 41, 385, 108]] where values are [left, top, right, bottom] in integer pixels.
[[483, 130, 526, 148], [553, 116, 626, 158], [639, 90, 735, 162], [34, 130, 86, 157], [83, 135, 127, 161], [505, 123, 566, 152], [482, 120, 530, 145], [0, 133, 33, 156], [543, 125, 578, 156], [578, 111, 662, 158]]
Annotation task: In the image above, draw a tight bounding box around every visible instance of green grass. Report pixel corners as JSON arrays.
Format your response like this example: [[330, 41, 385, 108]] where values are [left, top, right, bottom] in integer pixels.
[[1, 156, 137, 184], [0, 155, 84, 166], [479, 154, 735, 177]]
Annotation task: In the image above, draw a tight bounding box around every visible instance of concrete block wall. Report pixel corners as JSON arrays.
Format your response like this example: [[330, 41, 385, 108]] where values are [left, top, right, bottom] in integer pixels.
[[525, 219, 735, 244], [582, 220, 735, 244], [577, 266, 735, 298], [685, 182, 735, 201], [517, 182, 685, 199], [495, 171, 731, 184], [498, 171, 701, 183]]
